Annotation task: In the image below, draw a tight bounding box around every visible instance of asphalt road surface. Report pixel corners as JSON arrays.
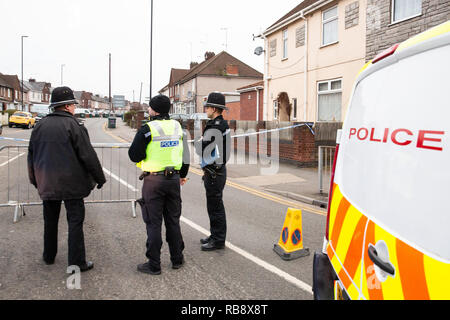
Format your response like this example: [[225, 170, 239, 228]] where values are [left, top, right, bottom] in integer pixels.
[[0, 118, 327, 300]]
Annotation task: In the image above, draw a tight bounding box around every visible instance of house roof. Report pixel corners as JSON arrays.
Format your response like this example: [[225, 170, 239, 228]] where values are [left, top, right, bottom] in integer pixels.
[[170, 68, 190, 86], [177, 51, 263, 85], [0, 73, 20, 90], [0, 74, 12, 88], [265, 0, 322, 33], [237, 81, 264, 91]]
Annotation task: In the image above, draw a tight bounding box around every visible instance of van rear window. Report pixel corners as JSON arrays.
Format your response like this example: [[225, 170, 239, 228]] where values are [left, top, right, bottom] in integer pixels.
[[337, 44, 450, 261]]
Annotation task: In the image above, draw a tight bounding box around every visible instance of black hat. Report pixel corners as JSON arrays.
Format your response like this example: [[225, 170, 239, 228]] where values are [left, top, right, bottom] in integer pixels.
[[150, 95, 171, 115], [204, 92, 228, 110], [49, 87, 78, 108]]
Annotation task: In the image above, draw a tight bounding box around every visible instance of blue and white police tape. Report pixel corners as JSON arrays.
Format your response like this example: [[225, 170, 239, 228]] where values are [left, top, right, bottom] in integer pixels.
[[0, 137, 30, 143], [187, 123, 315, 143]]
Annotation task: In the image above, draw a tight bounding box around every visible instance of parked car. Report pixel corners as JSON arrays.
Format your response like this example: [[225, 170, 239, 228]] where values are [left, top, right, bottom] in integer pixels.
[[8, 111, 36, 129], [170, 114, 190, 121], [35, 113, 48, 123], [313, 22, 450, 300]]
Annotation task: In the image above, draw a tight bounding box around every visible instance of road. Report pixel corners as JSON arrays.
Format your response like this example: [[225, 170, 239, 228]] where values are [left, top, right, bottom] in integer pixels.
[[0, 118, 327, 300]]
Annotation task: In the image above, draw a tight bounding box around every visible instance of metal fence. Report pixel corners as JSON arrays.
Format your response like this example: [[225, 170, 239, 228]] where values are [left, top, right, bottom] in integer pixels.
[[0, 143, 140, 223], [318, 146, 336, 195]]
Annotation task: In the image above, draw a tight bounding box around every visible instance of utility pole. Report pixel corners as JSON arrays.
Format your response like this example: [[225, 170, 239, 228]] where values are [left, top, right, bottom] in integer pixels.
[[221, 27, 228, 51], [109, 53, 113, 113], [150, 0, 153, 100], [61, 64, 65, 86], [21, 35, 28, 111], [139, 82, 143, 106]]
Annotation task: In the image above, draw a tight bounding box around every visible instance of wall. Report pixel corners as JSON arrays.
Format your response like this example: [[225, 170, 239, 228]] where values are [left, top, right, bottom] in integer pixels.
[[181, 120, 318, 167], [366, 0, 450, 61]]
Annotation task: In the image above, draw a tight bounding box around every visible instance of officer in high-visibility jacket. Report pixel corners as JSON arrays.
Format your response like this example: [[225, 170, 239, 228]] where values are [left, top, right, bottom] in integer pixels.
[[129, 95, 190, 275]]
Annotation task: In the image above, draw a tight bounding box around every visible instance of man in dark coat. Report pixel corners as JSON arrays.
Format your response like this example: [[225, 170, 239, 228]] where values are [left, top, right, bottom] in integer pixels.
[[27, 86, 106, 272]]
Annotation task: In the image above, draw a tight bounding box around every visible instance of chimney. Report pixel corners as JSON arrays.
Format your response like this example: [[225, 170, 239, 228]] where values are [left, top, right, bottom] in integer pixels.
[[29, 78, 36, 83], [190, 62, 199, 69], [226, 64, 239, 76], [204, 51, 215, 61]]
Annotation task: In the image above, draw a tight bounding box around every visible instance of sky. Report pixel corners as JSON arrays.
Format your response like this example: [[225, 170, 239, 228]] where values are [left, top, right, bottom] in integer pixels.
[[0, 0, 302, 102]]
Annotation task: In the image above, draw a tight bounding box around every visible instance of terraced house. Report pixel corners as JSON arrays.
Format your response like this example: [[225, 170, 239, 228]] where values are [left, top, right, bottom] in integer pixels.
[[259, 0, 449, 123]]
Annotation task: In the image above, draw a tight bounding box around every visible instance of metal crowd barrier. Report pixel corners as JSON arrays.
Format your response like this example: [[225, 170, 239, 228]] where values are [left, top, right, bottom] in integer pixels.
[[0, 143, 141, 223], [318, 146, 335, 194]]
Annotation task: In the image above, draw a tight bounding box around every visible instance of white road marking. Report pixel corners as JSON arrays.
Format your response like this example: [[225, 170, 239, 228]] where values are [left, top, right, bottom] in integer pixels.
[[105, 164, 314, 295], [181, 216, 313, 295], [0, 153, 26, 168], [102, 167, 139, 193]]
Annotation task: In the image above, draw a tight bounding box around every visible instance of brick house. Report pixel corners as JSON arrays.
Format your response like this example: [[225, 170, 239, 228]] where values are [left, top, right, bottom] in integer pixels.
[[0, 74, 14, 112], [233, 81, 265, 121], [161, 51, 263, 115], [366, 0, 450, 61]]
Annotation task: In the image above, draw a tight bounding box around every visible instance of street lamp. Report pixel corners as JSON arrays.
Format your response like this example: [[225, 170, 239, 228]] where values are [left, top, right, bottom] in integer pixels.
[[21, 35, 28, 111], [61, 64, 65, 86]]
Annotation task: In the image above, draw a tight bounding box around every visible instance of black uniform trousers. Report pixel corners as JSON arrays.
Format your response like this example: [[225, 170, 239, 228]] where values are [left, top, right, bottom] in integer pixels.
[[42, 199, 87, 266], [203, 167, 227, 244], [141, 174, 184, 269]]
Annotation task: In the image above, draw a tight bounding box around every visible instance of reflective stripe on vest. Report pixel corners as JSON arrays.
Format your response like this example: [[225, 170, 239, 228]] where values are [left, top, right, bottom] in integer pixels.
[[137, 120, 183, 172]]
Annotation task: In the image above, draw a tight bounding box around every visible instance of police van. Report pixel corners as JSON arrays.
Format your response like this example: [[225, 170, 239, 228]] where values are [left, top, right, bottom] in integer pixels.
[[313, 21, 450, 300]]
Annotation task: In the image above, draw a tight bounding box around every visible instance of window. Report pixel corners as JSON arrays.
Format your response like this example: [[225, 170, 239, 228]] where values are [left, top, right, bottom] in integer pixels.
[[392, 0, 422, 23], [317, 79, 342, 122], [282, 29, 288, 59], [322, 6, 338, 46], [292, 98, 298, 119], [270, 39, 277, 57], [273, 100, 279, 120]]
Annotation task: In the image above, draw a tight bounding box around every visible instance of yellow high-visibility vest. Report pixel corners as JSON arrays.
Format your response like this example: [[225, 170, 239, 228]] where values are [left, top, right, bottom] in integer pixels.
[[137, 120, 183, 172]]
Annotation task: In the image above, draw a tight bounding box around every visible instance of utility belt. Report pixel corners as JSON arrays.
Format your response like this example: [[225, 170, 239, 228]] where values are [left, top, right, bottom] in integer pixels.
[[139, 167, 180, 180], [202, 164, 225, 179]]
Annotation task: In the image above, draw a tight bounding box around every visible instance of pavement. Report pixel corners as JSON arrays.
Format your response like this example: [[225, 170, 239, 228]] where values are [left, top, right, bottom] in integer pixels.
[[106, 118, 330, 209]]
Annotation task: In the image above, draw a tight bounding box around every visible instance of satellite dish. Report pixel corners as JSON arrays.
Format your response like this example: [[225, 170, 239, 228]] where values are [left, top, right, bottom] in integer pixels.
[[254, 46, 264, 56]]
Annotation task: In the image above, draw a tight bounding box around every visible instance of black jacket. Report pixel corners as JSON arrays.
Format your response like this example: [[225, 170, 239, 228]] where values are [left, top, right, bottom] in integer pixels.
[[27, 110, 106, 201], [195, 115, 231, 168], [128, 115, 190, 178]]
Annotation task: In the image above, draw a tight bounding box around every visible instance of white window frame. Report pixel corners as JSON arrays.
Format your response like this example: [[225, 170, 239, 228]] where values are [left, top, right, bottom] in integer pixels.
[[322, 6, 339, 47], [273, 100, 279, 120], [317, 78, 343, 122], [292, 98, 298, 120], [282, 29, 288, 60], [391, 0, 422, 24]]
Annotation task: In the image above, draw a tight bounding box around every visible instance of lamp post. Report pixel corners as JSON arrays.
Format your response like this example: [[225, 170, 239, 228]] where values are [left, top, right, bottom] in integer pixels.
[[61, 64, 65, 86], [21, 35, 28, 111]]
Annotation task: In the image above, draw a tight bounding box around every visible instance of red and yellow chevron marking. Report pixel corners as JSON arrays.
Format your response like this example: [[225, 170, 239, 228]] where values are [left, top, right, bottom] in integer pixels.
[[327, 184, 450, 300]]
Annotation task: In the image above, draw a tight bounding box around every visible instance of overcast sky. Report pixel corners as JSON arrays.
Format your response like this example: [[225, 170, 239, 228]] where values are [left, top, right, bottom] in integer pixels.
[[1, 0, 302, 102]]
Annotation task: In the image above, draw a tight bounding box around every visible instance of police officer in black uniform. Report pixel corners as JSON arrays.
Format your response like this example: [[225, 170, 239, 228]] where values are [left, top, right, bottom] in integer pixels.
[[196, 92, 231, 251], [129, 95, 190, 275]]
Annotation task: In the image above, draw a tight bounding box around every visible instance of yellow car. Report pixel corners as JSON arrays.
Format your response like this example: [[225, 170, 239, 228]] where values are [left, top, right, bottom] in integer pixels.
[[9, 111, 36, 129]]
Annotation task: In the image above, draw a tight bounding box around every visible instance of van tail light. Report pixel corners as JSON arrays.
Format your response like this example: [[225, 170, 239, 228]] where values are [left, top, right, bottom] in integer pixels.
[[325, 130, 342, 241], [372, 44, 399, 64]]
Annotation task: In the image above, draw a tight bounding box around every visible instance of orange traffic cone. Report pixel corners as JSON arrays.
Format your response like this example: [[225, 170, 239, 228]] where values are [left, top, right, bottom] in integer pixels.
[[274, 208, 310, 261]]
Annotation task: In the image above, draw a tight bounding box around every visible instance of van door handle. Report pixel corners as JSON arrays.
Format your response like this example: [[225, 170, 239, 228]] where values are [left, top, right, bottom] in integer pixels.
[[368, 246, 395, 276]]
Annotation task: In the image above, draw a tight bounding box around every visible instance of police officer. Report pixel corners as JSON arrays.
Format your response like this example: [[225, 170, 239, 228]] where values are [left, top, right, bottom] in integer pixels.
[[196, 92, 231, 251], [129, 95, 190, 275], [27, 86, 106, 272]]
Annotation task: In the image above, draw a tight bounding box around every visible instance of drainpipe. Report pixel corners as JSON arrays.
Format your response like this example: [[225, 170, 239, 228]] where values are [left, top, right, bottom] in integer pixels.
[[301, 14, 308, 122], [256, 87, 260, 121], [263, 33, 269, 121]]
